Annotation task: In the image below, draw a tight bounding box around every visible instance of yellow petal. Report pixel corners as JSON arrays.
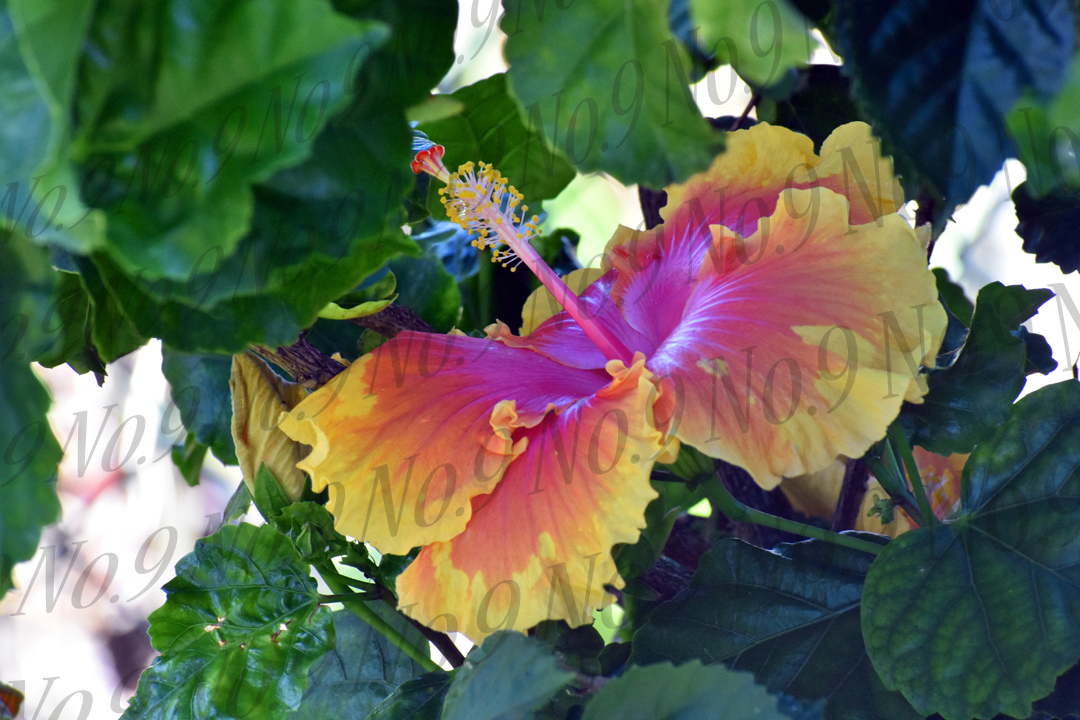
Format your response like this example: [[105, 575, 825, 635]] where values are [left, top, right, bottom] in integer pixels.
[[230, 352, 310, 502]]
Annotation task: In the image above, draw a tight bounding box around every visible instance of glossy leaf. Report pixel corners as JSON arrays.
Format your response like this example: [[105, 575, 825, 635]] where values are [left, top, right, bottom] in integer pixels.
[[501, 0, 723, 187], [688, 0, 811, 88], [774, 65, 863, 152], [122, 523, 334, 720], [0, 355, 61, 598], [900, 282, 1053, 456], [1014, 181, 1080, 275], [583, 660, 788, 720], [441, 632, 574, 720], [629, 537, 918, 720], [366, 672, 452, 720], [76, 0, 390, 280], [161, 349, 237, 465], [32, 271, 107, 378], [0, 231, 63, 598], [863, 380, 1080, 720], [289, 610, 423, 719], [833, 0, 1075, 214]]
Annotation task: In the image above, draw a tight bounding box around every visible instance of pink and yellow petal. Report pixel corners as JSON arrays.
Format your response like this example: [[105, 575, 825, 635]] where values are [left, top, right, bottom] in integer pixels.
[[396, 356, 664, 642], [646, 188, 945, 488], [279, 332, 610, 555]]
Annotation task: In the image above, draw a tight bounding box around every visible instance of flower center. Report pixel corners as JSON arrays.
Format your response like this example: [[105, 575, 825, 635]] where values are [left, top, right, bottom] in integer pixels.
[[413, 147, 632, 364]]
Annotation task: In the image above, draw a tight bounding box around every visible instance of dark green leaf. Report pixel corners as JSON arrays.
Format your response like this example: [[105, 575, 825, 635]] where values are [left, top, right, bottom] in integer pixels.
[[70, 255, 146, 363], [1, 230, 61, 362], [932, 268, 973, 370], [76, 0, 390, 280], [863, 380, 1080, 720], [418, 73, 575, 217], [934, 268, 974, 326], [32, 271, 107, 378], [659, 442, 715, 483], [289, 610, 423, 719], [774, 65, 863, 152], [441, 632, 574, 720], [366, 672, 452, 720], [223, 482, 252, 522], [171, 433, 208, 487], [332, 0, 456, 111], [1014, 181, 1080, 275], [123, 523, 334, 720], [0, 355, 62, 598], [629, 537, 917, 720], [274, 501, 351, 565], [582, 660, 788, 720], [900, 282, 1053, 455], [833, 0, 1075, 214], [253, 463, 293, 522], [615, 489, 680, 579], [533, 620, 605, 675], [501, 0, 723, 187], [387, 253, 461, 333], [688, 0, 812, 88], [161, 348, 236, 464]]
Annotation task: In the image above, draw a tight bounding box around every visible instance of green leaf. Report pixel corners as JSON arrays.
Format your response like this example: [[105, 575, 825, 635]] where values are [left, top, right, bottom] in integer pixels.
[[418, 73, 575, 217], [387, 252, 461, 333], [0, 230, 64, 598], [0, 355, 61, 598], [366, 672, 452, 720], [69, 255, 147, 363], [75, 0, 391, 280], [0, 0, 107, 255], [223, 482, 252, 522], [1014, 181, 1080, 276], [161, 349, 236, 464], [629, 537, 918, 720], [533, 620, 605, 675], [615, 489, 680, 579], [274, 501, 351, 565], [900, 282, 1053, 456], [32, 271, 107, 378], [1008, 54, 1080, 197], [170, 433, 208, 487], [253, 463, 293, 522], [501, 0, 723, 187], [659, 442, 715, 483], [773, 65, 863, 152], [122, 523, 334, 720], [289, 610, 423, 719], [833, 0, 1075, 214], [440, 632, 574, 720], [0, 230, 67, 363], [862, 379, 1080, 720], [582, 660, 788, 720], [688, 0, 811, 87]]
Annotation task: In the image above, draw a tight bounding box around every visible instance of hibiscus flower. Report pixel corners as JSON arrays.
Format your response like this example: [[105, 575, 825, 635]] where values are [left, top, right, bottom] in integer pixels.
[[279, 122, 946, 641]]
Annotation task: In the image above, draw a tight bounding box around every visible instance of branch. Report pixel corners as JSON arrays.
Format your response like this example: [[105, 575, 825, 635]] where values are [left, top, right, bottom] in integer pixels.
[[831, 457, 870, 532]]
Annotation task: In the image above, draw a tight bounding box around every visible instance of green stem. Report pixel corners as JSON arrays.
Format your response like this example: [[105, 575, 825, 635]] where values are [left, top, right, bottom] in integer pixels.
[[319, 592, 379, 603], [702, 477, 882, 556], [888, 424, 935, 527], [865, 456, 924, 525], [318, 566, 440, 672]]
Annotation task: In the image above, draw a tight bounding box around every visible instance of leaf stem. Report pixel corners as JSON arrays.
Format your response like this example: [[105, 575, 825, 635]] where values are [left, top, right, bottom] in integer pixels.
[[888, 424, 935, 526], [701, 477, 882, 556], [317, 566, 440, 672]]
